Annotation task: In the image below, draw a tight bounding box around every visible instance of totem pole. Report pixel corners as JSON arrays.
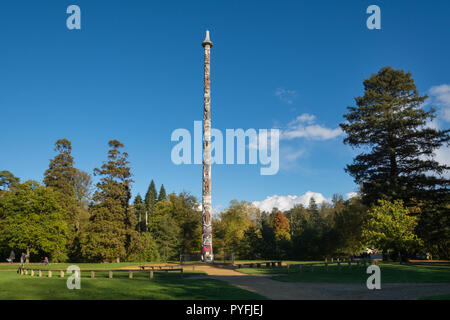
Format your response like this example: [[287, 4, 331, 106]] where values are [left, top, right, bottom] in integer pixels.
[[201, 30, 213, 262]]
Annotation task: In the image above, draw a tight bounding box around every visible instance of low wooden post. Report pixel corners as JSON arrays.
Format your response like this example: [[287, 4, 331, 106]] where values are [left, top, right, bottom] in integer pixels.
[[91, 271, 95, 278], [60, 271, 64, 278], [129, 271, 133, 279], [310, 264, 313, 272], [286, 264, 290, 273], [150, 271, 154, 279], [109, 271, 113, 279], [48, 270, 52, 278], [331, 257, 334, 263], [38, 270, 42, 277], [30, 270, 34, 277], [25, 269, 28, 275]]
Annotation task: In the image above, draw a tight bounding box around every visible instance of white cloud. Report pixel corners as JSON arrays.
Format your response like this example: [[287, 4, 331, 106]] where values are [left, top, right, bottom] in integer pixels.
[[345, 192, 358, 199], [281, 113, 343, 140], [429, 84, 450, 122], [279, 146, 306, 170], [275, 88, 297, 104], [434, 146, 450, 178], [252, 191, 330, 212]]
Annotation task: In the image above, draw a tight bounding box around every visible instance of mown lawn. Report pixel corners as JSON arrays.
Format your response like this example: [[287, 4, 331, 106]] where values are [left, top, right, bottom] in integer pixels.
[[236, 262, 450, 283], [0, 269, 267, 300]]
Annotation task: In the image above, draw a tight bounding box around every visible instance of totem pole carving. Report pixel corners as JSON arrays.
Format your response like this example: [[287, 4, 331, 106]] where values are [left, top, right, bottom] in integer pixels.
[[202, 30, 213, 262]]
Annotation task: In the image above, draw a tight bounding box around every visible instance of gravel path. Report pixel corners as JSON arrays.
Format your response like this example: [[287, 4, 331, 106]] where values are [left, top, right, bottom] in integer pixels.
[[187, 265, 450, 300]]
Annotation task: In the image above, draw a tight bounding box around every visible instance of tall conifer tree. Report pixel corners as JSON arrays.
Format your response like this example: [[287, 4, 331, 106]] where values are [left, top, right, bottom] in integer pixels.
[[340, 67, 449, 205], [81, 140, 135, 262]]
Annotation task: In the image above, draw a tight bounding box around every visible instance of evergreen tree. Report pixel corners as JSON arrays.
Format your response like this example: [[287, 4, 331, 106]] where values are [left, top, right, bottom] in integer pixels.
[[158, 184, 167, 202], [145, 180, 158, 210], [133, 194, 146, 232], [81, 140, 135, 262], [43, 139, 81, 260], [340, 67, 449, 206], [43, 139, 76, 197]]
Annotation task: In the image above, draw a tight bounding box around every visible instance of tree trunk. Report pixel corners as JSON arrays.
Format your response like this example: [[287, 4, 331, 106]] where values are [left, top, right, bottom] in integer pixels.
[[26, 248, 30, 264], [145, 211, 148, 232], [138, 212, 141, 232]]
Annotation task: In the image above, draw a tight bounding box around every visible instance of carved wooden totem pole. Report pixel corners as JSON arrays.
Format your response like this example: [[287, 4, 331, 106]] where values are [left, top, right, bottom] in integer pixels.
[[201, 30, 213, 262]]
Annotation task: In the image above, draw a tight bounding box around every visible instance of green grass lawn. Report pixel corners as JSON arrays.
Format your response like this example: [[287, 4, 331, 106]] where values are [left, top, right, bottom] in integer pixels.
[[236, 262, 450, 284], [0, 269, 267, 300]]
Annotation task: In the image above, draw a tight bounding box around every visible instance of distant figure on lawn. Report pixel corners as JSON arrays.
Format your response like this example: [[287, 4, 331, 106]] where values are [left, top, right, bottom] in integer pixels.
[[20, 253, 26, 266], [43, 257, 49, 265], [7, 250, 15, 264]]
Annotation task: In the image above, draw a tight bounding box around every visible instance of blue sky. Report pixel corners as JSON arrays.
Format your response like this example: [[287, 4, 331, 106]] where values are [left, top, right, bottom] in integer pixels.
[[1, 0, 449, 212]]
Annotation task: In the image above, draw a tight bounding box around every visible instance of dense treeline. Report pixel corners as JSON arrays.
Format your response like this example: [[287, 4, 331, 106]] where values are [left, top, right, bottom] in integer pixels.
[[0, 140, 202, 263], [0, 66, 448, 262]]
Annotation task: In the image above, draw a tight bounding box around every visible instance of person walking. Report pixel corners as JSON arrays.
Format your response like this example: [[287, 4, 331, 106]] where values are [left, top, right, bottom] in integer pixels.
[[9, 250, 15, 264], [20, 253, 26, 266]]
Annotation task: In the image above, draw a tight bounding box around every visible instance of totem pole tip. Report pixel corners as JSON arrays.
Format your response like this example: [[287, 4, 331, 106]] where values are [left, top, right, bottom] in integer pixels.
[[202, 30, 213, 47]]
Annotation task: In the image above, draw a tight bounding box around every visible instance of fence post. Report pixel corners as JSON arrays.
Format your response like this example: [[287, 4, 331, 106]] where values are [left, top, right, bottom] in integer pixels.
[[129, 271, 133, 279], [109, 271, 113, 279], [30, 270, 34, 277], [38, 270, 42, 277], [150, 271, 154, 279], [60, 271, 64, 278], [91, 271, 95, 278], [287, 264, 290, 273], [48, 270, 52, 278]]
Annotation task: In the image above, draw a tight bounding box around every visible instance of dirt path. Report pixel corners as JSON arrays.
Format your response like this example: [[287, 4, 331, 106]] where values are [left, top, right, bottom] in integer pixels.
[[185, 265, 450, 300]]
